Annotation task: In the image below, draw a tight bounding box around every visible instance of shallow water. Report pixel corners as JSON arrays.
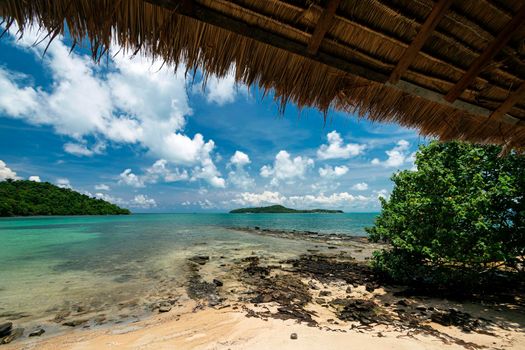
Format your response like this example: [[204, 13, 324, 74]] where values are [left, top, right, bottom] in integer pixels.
[[0, 213, 376, 331]]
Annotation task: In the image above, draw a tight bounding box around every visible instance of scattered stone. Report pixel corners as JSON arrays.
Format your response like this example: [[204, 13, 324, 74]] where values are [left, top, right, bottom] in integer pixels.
[[52, 311, 71, 323], [319, 290, 332, 297], [188, 255, 210, 266], [213, 279, 224, 287], [308, 280, 320, 290], [94, 316, 107, 325], [396, 299, 409, 307], [158, 305, 171, 313], [290, 333, 298, 340], [29, 328, 45, 337], [430, 309, 492, 333], [1, 328, 23, 344], [335, 299, 387, 326], [0, 323, 12, 338], [62, 319, 88, 327], [345, 286, 352, 293]]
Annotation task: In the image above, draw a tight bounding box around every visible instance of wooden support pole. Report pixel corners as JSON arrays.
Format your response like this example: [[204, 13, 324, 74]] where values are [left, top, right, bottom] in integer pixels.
[[489, 82, 525, 122], [389, 0, 453, 84], [307, 0, 341, 55], [445, 3, 525, 102]]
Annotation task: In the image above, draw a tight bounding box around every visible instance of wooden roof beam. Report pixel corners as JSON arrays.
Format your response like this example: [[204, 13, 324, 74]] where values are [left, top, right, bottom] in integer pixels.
[[307, 0, 341, 55], [445, 3, 525, 103], [489, 82, 525, 123], [388, 0, 453, 84]]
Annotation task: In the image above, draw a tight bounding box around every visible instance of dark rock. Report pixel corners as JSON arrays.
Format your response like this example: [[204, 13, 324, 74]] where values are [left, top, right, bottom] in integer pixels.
[[1, 328, 23, 344], [188, 255, 210, 265], [319, 290, 332, 297], [430, 309, 490, 333], [29, 328, 45, 337], [396, 299, 409, 307], [290, 333, 298, 340], [213, 279, 224, 287], [365, 284, 376, 292], [62, 319, 88, 327], [0, 323, 12, 338], [345, 286, 352, 293], [308, 280, 319, 290], [94, 316, 107, 325], [52, 311, 71, 323], [158, 305, 171, 313]]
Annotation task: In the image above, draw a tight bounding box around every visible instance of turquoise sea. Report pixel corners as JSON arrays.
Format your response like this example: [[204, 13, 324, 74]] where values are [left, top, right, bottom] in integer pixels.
[[0, 213, 376, 332]]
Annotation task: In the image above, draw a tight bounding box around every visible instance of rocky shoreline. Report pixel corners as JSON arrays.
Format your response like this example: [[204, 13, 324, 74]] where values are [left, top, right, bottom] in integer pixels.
[[1, 227, 524, 349]]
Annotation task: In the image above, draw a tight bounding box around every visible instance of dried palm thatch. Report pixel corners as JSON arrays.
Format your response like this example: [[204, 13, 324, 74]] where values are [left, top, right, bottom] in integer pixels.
[[1, 0, 525, 148]]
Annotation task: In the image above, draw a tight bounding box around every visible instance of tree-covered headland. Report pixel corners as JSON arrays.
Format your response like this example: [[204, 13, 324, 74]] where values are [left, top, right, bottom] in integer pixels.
[[0, 180, 131, 216]]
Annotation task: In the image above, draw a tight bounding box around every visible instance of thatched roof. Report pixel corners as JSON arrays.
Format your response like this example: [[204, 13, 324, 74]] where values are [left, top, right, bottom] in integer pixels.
[[1, 0, 525, 148]]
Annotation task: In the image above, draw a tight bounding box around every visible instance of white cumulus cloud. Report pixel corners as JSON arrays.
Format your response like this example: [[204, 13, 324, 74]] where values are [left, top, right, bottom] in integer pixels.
[[94, 184, 110, 191], [0, 25, 223, 186], [0, 160, 19, 181], [56, 178, 71, 189], [317, 131, 366, 160], [371, 140, 415, 168], [228, 151, 254, 189], [29, 176, 41, 182], [352, 182, 369, 191], [131, 195, 157, 208], [319, 165, 349, 178], [260, 150, 314, 186]]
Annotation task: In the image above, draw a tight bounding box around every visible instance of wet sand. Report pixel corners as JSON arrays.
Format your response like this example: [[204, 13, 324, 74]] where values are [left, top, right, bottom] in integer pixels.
[[2, 227, 524, 350]]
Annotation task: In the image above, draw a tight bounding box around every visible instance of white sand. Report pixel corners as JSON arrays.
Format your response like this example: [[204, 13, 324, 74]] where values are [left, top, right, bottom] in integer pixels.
[[5, 299, 524, 350]]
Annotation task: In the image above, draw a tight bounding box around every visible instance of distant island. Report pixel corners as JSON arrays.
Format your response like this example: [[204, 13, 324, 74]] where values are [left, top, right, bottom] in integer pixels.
[[229, 204, 343, 214], [0, 180, 131, 217]]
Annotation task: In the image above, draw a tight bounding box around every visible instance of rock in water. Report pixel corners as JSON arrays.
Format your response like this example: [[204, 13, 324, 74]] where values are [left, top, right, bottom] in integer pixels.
[[0, 323, 12, 337], [290, 333, 298, 340], [1, 328, 23, 344], [29, 328, 45, 337]]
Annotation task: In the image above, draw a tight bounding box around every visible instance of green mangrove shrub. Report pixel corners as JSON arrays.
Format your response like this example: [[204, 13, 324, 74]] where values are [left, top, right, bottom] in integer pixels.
[[367, 141, 525, 285]]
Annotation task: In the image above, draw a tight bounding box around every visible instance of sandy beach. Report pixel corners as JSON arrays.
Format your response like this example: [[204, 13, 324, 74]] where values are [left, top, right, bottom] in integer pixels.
[[2, 227, 524, 350]]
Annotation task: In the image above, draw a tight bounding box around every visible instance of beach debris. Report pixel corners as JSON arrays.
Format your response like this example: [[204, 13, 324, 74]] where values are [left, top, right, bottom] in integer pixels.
[[290, 332, 298, 340], [186, 258, 223, 307], [333, 299, 387, 326], [283, 254, 380, 292], [0, 327, 23, 345], [430, 309, 492, 334], [238, 257, 317, 326], [28, 328, 45, 337]]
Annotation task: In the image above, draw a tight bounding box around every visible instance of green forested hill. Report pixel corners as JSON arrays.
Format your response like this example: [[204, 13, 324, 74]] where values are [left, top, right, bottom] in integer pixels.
[[230, 205, 343, 214], [0, 180, 131, 217]]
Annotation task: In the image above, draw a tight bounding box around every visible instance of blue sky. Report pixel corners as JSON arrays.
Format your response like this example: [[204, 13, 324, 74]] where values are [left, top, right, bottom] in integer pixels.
[[0, 26, 425, 212]]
